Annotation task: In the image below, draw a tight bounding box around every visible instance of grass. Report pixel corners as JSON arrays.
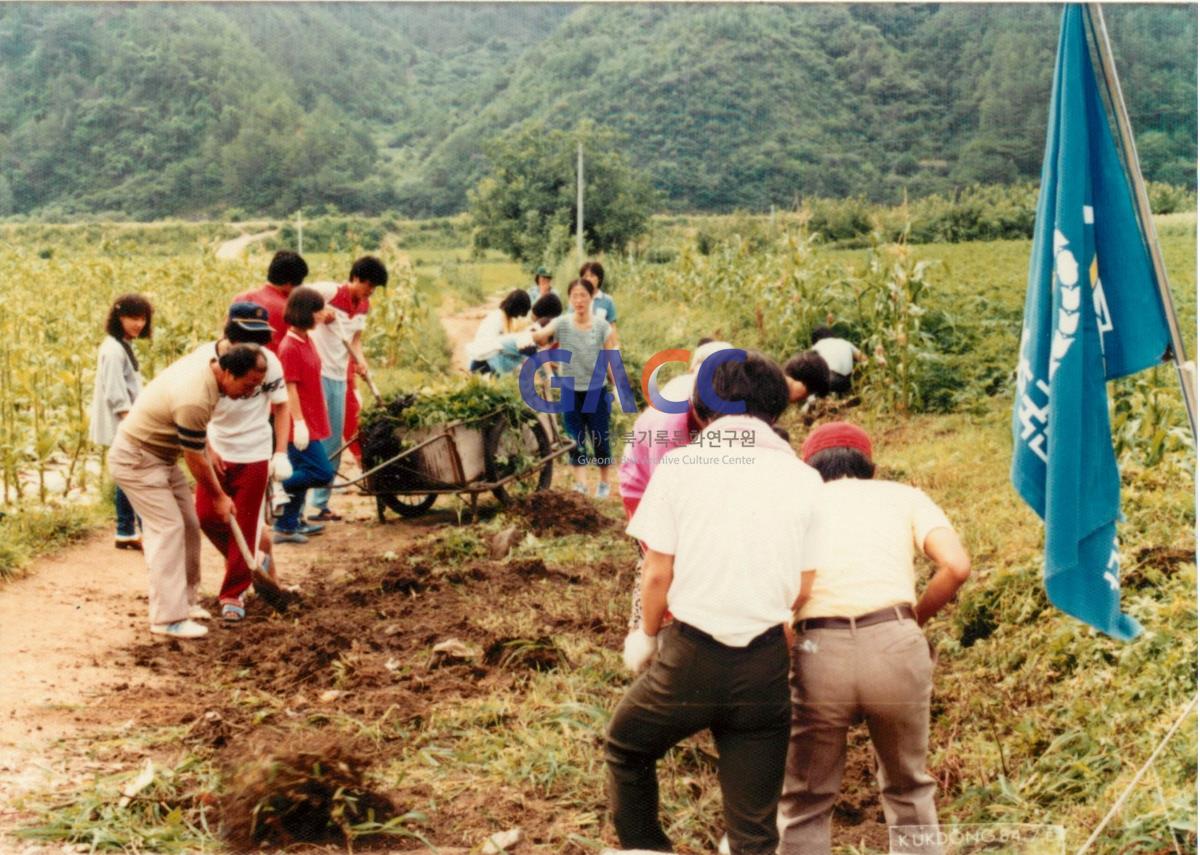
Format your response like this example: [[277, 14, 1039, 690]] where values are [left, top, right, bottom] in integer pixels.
[[4, 216, 1196, 852], [0, 503, 104, 582]]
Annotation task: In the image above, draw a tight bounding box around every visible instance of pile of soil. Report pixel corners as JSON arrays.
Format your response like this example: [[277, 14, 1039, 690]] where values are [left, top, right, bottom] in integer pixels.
[[510, 489, 616, 536], [220, 736, 396, 850]]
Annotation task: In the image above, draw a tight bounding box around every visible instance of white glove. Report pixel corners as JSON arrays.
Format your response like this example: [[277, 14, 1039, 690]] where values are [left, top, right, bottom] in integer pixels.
[[269, 451, 293, 482], [623, 629, 658, 673], [293, 419, 309, 451]]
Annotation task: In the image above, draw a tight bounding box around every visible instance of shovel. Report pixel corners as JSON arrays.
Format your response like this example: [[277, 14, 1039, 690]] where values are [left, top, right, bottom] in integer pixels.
[[340, 334, 384, 406], [228, 513, 290, 613]]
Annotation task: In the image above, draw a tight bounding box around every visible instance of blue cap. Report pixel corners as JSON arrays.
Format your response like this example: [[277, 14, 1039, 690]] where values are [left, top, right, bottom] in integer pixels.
[[228, 301, 271, 333]]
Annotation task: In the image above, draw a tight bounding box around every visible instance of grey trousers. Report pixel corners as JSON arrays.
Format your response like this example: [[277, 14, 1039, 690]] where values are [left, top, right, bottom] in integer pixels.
[[605, 621, 791, 855], [777, 618, 938, 855], [107, 433, 201, 626]]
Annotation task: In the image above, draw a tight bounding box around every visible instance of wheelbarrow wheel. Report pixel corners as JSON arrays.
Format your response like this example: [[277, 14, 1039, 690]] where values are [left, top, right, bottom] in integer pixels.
[[381, 492, 437, 518], [485, 415, 552, 506]]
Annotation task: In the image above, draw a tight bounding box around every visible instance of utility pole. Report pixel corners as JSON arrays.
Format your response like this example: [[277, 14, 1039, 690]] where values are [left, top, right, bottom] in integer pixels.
[[296, 210, 304, 255], [576, 141, 584, 267]]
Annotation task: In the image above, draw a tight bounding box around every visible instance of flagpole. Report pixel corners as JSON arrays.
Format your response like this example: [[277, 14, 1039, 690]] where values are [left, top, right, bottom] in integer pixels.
[[1084, 3, 1198, 441]]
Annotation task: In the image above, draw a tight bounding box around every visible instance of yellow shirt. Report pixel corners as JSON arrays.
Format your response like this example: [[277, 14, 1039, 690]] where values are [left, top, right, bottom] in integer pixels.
[[798, 478, 953, 620], [118, 355, 220, 462]]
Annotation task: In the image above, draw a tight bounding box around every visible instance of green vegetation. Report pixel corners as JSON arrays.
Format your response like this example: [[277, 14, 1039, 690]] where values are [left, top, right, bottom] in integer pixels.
[[0, 5, 1194, 218], [470, 121, 657, 264]]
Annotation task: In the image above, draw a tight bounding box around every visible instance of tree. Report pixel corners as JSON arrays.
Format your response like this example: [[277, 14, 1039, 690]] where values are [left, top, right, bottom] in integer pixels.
[[469, 120, 658, 265]]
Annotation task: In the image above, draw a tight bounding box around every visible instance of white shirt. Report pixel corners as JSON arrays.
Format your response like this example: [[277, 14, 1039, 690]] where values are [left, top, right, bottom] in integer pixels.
[[187, 342, 287, 464], [812, 338, 861, 376], [465, 309, 532, 362], [309, 281, 369, 380], [627, 415, 828, 646], [798, 479, 953, 619]]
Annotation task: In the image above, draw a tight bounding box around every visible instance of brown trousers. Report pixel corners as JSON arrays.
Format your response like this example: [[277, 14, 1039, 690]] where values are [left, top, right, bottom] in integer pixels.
[[107, 433, 201, 626], [777, 617, 938, 855]]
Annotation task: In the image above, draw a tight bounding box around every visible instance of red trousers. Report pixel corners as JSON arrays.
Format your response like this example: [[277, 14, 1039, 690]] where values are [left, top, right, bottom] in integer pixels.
[[195, 459, 268, 603]]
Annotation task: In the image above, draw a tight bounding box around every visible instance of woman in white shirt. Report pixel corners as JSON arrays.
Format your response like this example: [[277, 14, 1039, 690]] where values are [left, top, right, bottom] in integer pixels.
[[89, 294, 152, 550], [467, 290, 533, 375]]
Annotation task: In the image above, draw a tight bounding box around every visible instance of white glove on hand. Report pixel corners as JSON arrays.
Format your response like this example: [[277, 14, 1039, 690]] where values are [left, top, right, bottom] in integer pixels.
[[623, 629, 658, 673], [269, 451, 293, 482], [293, 419, 310, 451]]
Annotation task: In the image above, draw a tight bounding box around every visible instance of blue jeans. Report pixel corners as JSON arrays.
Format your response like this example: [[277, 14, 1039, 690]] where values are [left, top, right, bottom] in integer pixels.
[[563, 388, 613, 468], [115, 485, 138, 537], [277, 441, 335, 532], [308, 375, 347, 512]]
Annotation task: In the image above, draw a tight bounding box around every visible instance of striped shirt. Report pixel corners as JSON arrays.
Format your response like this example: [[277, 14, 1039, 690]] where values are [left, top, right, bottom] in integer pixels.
[[548, 314, 612, 392], [118, 352, 221, 462]]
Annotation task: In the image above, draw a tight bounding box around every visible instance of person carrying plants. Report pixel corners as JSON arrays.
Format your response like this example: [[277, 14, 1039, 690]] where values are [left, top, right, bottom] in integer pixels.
[[233, 250, 310, 353], [306, 256, 388, 523], [777, 422, 970, 855], [579, 260, 619, 346], [107, 344, 268, 639], [810, 326, 865, 395], [190, 303, 292, 622], [274, 286, 336, 544], [89, 293, 153, 551], [526, 265, 557, 305], [530, 277, 618, 499], [467, 289, 533, 375], [606, 351, 827, 855]]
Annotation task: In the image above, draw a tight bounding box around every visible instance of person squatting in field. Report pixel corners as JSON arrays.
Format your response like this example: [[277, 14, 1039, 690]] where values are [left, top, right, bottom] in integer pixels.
[[273, 286, 336, 544], [810, 326, 865, 396], [777, 422, 971, 855], [467, 289, 534, 375], [531, 277, 620, 499], [107, 344, 268, 640], [306, 256, 389, 523], [189, 303, 292, 622], [89, 293, 153, 551], [234, 250, 310, 353], [606, 351, 828, 855]]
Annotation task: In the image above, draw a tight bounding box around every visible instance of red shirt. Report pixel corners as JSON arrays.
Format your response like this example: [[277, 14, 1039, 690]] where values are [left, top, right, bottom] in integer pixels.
[[233, 284, 290, 353], [278, 330, 330, 442]]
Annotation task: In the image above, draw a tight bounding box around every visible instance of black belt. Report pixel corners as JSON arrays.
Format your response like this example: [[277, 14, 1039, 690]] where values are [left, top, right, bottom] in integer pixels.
[[677, 621, 785, 650], [798, 604, 916, 632]]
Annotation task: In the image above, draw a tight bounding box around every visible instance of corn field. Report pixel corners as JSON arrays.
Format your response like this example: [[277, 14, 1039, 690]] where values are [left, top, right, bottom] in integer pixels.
[[0, 243, 421, 510]]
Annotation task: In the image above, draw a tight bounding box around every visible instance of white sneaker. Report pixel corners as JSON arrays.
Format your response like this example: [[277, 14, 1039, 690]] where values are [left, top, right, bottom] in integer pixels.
[[718, 833, 731, 855], [150, 619, 209, 639], [595, 482, 611, 500], [572, 482, 588, 494], [188, 605, 213, 621]]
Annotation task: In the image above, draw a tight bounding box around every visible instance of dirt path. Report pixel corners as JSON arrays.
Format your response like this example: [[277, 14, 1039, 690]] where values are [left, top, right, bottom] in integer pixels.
[[440, 291, 508, 373], [0, 477, 446, 847], [215, 228, 277, 260]]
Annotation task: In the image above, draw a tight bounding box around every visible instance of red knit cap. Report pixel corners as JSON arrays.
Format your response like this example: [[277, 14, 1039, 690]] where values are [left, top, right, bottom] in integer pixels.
[[801, 421, 873, 463]]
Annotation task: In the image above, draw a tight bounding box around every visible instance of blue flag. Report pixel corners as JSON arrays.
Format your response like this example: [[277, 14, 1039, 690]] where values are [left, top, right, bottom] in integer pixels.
[[1011, 5, 1171, 641]]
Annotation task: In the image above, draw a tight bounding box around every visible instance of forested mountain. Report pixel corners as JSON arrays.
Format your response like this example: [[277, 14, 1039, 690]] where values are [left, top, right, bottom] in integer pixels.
[[0, 3, 1193, 219]]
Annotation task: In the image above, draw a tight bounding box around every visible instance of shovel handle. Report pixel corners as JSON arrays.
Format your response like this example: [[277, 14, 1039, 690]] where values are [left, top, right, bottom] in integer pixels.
[[228, 513, 260, 571]]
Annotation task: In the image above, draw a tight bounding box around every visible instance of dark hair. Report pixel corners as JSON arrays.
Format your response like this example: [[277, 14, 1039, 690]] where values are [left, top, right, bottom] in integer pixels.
[[692, 350, 789, 425], [806, 447, 876, 482], [784, 351, 831, 399], [500, 289, 532, 319], [267, 250, 309, 287], [105, 293, 153, 341], [567, 277, 595, 297], [218, 344, 268, 378], [284, 286, 325, 330], [224, 319, 272, 347], [105, 293, 153, 372], [350, 255, 388, 287], [696, 337, 714, 347], [772, 425, 791, 444], [811, 326, 835, 344], [579, 261, 605, 288], [532, 293, 563, 321]]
